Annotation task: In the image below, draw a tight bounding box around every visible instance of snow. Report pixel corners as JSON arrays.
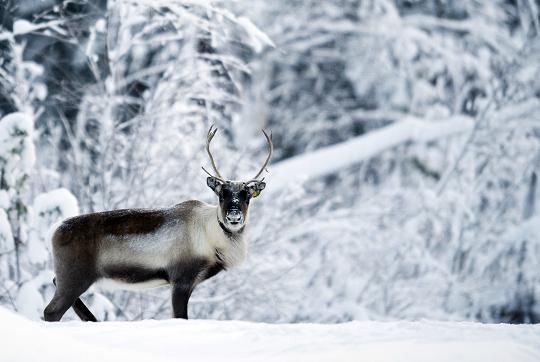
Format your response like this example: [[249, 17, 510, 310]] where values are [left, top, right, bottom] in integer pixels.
[[0, 209, 13, 249], [0, 190, 9, 209], [0, 307, 539, 362], [0, 112, 35, 175], [268, 115, 473, 190], [32, 188, 79, 221], [237, 16, 275, 52], [14, 271, 54, 320], [28, 188, 79, 264], [3, 0, 540, 329], [95, 19, 106, 32], [12, 19, 65, 36], [12, 20, 36, 35]]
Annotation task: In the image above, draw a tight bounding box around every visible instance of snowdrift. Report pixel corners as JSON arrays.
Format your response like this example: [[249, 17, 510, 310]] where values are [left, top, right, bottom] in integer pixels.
[[1, 307, 539, 362]]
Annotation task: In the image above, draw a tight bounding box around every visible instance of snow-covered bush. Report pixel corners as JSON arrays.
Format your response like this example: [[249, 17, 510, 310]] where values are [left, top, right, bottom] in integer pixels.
[[0, 112, 36, 295], [28, 188, 79, 265], [0, 22, 83, 317], [0, 111, 81, 319]]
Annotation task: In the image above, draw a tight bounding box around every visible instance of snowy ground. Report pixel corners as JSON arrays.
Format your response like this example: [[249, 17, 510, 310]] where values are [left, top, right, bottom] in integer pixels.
[[1, 307, 539, 362]]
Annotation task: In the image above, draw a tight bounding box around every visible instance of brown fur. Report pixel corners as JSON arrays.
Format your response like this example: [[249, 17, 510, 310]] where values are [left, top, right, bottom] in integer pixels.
[[44, 197, 250, 322], [44, 205, 209, 321]]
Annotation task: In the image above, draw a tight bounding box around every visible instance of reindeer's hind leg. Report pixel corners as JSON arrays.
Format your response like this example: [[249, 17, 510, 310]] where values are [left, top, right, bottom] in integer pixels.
[[45, 278, 97, 322], [44, 257, 97, 322], [72, 297, 98, 322], [45, 224, 99, 322]]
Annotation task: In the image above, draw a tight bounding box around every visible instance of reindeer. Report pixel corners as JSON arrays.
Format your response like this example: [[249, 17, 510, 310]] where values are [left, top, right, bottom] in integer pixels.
[[43, 126, 272, 321]]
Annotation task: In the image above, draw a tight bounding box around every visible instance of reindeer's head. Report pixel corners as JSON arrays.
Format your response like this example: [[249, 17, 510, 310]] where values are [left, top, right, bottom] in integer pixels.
[[203, 125, 272, 232]]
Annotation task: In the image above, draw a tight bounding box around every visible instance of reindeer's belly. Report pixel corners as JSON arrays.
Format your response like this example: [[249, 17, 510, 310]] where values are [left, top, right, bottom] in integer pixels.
[[96, 264, 170, 291], [96, 278, 169, 291]]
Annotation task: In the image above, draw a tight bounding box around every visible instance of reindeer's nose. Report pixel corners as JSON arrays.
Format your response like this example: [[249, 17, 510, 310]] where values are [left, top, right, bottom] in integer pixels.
[[226, 209, 243, 224]]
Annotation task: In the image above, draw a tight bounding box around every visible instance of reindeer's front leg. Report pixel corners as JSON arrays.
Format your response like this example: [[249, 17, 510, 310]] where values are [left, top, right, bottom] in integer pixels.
[[172, 282, 192, 319], [170, 260, 207, 319]]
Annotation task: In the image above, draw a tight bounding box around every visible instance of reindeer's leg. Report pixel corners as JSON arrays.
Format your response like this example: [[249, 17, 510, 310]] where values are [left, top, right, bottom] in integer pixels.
[[170, 259, 207, 319], [46, 278, 97, 322], [172, 283, 192, 319], [44, 271, 96, 322], [44, 286, 88, 322], [72, 298, 98, 322]]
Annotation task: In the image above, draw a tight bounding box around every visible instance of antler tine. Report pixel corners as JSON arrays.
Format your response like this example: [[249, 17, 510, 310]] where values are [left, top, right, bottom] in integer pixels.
[[251, 129, 273, 181], [201, 166, 225, 182], [205, 125, 225, 180], [244, 177, 265, 185]]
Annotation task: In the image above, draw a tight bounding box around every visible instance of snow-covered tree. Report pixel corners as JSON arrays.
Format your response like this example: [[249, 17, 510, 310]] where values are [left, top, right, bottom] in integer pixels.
[[0, 13, 82, 318], [1, 0, 540, 323], [0, 112, 36, 300]]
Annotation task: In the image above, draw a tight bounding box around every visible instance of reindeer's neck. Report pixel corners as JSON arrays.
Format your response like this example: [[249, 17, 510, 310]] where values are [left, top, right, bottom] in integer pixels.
[[217, 217, 245, 237], [198, 204, 247, 268]]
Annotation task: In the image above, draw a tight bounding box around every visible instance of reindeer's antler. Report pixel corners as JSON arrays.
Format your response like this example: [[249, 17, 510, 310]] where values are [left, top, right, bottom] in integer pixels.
[[245, 129, 273, 184], [202, 125, 226, 181]]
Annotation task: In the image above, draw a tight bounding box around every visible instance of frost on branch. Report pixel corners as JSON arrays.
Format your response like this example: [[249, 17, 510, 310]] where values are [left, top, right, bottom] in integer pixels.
[[0, 113, 35, 180], [0, 209, 13, 251], [0, 112, 37, 311]]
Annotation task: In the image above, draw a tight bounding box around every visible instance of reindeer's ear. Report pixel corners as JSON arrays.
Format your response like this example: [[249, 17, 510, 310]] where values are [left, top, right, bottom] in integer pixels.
[[247, 181, 266, 198], [207, 177, 223, 193]]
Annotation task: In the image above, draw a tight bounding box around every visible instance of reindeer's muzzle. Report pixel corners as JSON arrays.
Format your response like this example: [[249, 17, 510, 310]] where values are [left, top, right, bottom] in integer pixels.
[[226, 209, 243, 224]]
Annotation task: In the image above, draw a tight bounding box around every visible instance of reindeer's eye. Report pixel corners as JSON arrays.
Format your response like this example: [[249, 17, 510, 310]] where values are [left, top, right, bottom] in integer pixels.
[[219, 190, 229, 201], [221, 189, 232, 200], [239, 190, 249, 202]]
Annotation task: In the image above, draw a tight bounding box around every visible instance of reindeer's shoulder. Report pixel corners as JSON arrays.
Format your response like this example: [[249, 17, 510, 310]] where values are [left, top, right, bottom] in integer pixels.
[[173, 200, 215, 218], [175, 199, 205, 209]]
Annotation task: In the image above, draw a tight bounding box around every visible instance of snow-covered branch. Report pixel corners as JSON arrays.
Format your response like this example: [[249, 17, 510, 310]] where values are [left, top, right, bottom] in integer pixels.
[[268, 115, 474, 190]]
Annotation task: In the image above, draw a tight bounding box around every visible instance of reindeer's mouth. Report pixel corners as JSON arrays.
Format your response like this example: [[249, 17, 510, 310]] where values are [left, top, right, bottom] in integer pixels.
[[225, 209, 243, 226]]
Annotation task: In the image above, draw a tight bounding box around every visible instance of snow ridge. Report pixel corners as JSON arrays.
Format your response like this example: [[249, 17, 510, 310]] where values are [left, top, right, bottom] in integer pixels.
[[1, 307, 539, 362]]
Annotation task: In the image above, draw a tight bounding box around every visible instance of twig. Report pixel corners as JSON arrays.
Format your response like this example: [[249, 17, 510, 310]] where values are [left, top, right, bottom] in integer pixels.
[[0, 282, 17, 312], [435, 96, 494, 195], [435, 42, 531, 195]]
